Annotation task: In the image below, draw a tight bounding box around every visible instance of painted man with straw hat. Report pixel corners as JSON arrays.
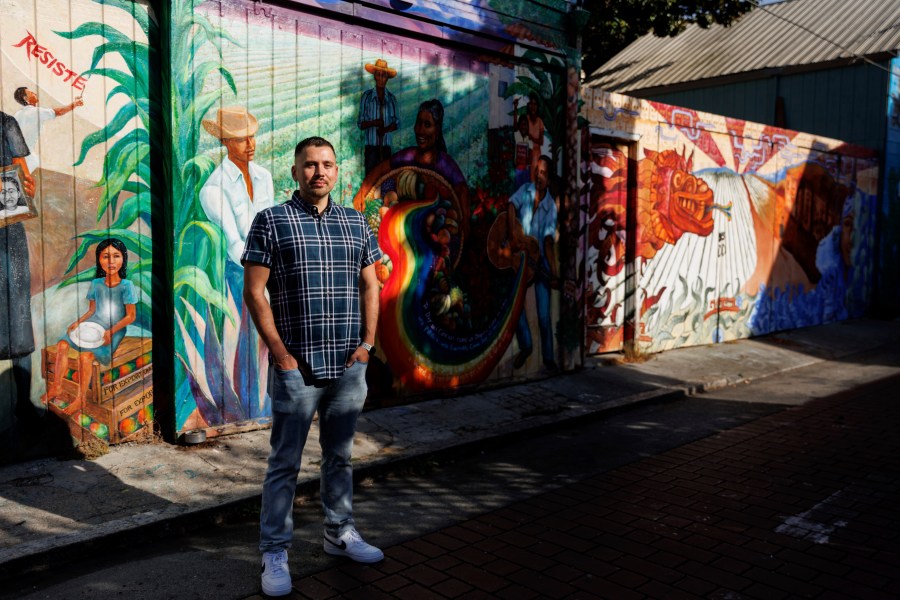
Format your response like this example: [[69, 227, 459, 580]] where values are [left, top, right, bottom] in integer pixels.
[[357, 58, 400, 174], [199, 106, 275, 416], [200, 106, 275, 267]]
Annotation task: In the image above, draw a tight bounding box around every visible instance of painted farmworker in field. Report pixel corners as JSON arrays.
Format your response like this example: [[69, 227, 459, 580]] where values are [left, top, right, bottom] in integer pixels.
[[200, 106, 275, 414], [43, 239, 138, 414], [0, 110, 38, 449], [358, 58, 400, 175], [200, 106, 276, 274], [507, 155, 559, 372], [13, 86, 84, 173], [243, 137, 383, 597]]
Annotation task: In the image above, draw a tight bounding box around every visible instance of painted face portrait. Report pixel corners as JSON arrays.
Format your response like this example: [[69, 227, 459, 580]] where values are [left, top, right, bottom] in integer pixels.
[[414, 109, 438, 151], [1, 179, 20, 210], [517, 116, 529, 137], [373, 70, 389, 89], [534, 158, 550, 194], [222, 135, 256, 164], [99, 244, 125, 278]]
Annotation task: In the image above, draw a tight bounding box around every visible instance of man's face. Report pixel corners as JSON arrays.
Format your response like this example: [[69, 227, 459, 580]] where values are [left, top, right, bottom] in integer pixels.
[[222, 136, 256, 165], [373, 70, 389, 89], [25, 89, 38, 106], [292, 144, 338, 202], [534, 159, 549, 194], [527, 98, 538, 116]]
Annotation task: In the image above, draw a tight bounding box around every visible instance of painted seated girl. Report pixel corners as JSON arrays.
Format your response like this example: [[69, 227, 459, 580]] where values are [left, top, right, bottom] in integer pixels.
[[44, 238, 138, 413]]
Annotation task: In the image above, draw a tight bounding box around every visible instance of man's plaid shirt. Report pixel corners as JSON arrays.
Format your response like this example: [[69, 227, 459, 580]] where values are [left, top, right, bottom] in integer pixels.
[[241, 192, 381, 379]]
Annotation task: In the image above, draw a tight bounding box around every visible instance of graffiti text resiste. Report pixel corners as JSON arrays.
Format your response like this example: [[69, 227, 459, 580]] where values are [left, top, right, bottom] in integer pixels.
[[12, 32, 88, 91]]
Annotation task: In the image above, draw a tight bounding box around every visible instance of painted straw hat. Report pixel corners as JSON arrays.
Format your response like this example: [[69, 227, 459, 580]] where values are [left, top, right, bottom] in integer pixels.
[[365, 58, 397, 78], [202, 106, 259, 140]]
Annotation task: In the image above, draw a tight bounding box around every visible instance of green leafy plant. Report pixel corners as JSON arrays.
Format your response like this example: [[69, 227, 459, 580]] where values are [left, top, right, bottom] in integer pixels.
[[168, 0, 264, 429], [56, 0, 156, 330], [169, 0, 239, 321], [58, 0, 254, 429]]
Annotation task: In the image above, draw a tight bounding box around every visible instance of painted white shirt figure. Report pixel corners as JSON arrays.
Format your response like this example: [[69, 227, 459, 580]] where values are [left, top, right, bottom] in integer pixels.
[[12, 87, 83, 173], [13, 105, 55, 172], [200, 155, 275, 265], [196, 105, 273, 419]]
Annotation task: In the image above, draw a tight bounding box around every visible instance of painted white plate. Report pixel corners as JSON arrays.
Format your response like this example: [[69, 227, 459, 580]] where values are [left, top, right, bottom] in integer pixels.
[[70, 322, 105, 349]]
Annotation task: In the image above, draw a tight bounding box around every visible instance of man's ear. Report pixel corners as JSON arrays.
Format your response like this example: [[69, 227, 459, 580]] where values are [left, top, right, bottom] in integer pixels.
[[291, 165, 297, 182]]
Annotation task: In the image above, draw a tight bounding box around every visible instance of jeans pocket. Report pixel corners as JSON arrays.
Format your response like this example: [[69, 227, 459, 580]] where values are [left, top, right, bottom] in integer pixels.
[[271, 367, 307, 413]]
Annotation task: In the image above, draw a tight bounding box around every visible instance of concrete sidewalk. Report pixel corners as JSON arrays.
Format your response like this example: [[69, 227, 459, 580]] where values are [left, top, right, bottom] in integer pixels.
[[1, 318, 899, 577], [280, 355, 900, 600]]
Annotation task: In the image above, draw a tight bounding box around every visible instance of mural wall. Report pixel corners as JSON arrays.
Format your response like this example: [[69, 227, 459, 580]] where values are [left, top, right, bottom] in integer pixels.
[[2, 0, 884, 462], [880, 57, 900, 313], [1, 0, 154, 462], [582, 90, 880, 355], [171, 0, 576, 437]]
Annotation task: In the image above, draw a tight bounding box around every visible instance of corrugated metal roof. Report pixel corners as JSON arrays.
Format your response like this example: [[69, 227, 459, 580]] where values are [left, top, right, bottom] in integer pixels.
[[586, 0, 900, 92]]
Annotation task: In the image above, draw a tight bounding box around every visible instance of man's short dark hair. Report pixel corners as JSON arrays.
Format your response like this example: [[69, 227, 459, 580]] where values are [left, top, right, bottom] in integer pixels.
[[537, 154, 553, 172], [13, 87, 29, 106], [295, 136, 335, 158]]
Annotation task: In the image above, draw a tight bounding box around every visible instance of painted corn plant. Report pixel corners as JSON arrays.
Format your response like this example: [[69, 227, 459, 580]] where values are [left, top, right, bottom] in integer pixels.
[[59, 0, 264, 430], [55, 0, 155, 329], [169, 0, 268, 430]]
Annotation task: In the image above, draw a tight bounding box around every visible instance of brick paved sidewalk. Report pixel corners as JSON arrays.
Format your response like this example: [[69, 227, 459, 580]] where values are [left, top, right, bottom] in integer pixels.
[[260, 374, 900, 599]]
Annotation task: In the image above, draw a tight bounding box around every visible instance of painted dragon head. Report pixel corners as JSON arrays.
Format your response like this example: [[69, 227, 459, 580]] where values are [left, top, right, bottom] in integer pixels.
[[645, 148, 717, 238]]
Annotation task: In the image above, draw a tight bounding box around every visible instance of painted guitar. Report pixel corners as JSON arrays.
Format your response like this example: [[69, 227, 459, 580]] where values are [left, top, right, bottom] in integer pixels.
[[487, 210, 546, 284]]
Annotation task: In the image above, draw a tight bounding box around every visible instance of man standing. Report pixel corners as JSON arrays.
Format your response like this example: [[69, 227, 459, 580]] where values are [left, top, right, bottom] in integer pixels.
[[508, 155, 559, 372], [13, 87, 83, 173], [242, 137, 383, 597], [357, 58, 399, 174]]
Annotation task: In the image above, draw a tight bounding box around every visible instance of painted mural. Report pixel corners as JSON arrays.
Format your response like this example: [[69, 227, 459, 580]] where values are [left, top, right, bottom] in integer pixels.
[[880, 57, 900, 312], [172, 0, 570, 437], [583, 90, 879, 355], [584, 139, 630, 354], [1, 0, 154, 462]]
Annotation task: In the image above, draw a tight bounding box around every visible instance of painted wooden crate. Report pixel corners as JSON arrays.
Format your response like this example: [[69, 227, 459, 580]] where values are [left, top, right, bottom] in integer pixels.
[[42, 336, 154, 444]]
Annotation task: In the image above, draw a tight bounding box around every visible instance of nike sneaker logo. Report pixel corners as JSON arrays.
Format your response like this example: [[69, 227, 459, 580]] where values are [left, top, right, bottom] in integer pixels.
[[324, 537, 347, 550]]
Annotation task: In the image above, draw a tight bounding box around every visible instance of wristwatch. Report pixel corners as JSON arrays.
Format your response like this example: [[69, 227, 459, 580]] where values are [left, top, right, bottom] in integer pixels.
[[360, 342, 375, 353]]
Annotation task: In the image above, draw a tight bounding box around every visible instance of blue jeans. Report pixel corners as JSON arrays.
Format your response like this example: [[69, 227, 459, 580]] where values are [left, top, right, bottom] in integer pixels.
[[515, 278, 553, 362], [259, 360, 368, 552]]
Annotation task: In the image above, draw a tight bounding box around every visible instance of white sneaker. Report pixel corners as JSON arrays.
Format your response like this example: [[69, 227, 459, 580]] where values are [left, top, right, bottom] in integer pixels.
[[323, 528, 384, 563], [261, 549, 292, 597]]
